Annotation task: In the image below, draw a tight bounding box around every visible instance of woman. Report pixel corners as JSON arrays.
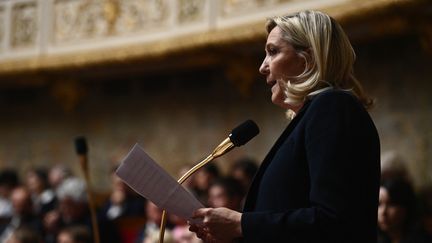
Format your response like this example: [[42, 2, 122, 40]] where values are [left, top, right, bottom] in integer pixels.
[[25, 168, 56, 215], [378, 178, 418, 243], [57, 226, 92, 243], [189, 10, 380, 243], [207, 177, 244, 211]]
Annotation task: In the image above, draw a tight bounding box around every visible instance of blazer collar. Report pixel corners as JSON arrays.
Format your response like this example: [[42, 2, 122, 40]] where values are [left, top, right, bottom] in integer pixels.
[[243, 99, 312, 211]]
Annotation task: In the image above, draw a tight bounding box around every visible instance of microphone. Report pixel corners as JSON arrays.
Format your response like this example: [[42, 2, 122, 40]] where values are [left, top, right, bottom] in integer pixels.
[[75, 136, 88, 155], [211, 119, 260, 158], [159, 120, 259, 243], [74, 136, 88, 173]]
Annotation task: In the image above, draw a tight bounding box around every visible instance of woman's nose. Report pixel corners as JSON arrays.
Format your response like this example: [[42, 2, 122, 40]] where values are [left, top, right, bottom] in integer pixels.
[[259, 58, 269, 75]]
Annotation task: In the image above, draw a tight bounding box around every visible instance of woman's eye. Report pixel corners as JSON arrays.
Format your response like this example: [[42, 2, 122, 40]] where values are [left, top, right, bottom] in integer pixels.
[[268, 48, 277, 55], [265, 46, 278, 56]]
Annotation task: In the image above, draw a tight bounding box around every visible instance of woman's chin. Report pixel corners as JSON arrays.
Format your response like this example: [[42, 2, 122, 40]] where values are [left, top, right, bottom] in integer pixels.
[[271, 98, 288, 109]]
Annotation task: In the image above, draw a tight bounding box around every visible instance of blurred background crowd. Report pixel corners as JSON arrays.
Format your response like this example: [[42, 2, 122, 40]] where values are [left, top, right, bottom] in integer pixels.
[[1, 152, 432, 243], [0, 157, 259, 243]]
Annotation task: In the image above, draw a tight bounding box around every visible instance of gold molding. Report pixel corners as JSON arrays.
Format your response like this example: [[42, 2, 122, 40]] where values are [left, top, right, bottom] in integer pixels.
[[0, 0, 424, 76]]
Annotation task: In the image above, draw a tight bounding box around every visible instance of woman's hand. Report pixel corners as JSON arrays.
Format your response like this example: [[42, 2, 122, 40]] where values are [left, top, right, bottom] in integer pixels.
[[189, 207, 242, 243]]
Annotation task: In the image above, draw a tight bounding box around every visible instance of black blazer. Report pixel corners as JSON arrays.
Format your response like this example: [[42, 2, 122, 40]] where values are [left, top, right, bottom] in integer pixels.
[[241, 89, 380, 243]]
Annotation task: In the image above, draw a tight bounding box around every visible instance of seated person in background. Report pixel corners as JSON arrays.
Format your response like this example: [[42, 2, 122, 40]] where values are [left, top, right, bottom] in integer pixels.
[[5, 226, 42, 243], [57, 225, 91, 243], [411, 186, 432, 243], [229, 157, 258, 193], [43, 177, 120, 243], [378, 178, 418, 243], [0, 169, 20, 220], [208, 177, 244, 211], [172, 227, 201, 243], [135, 201, 172, 243], [0, 187, 42, 242], [25, 167, 56, 216], [142, 229, 174, 243], [191, 163, 220, 205], [48, 165, 72, 190], [100, 165, 146, 221], [380, 151, 412, 182], [169, 167, 203, 243], [177, 164, 196, 192]]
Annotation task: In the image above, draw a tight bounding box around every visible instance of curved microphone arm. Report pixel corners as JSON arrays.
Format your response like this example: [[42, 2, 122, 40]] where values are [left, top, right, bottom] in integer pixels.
[[158, 137, 235, 243]]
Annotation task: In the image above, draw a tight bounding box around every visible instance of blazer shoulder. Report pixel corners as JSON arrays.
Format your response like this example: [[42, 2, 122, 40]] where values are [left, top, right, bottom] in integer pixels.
[[308, 89, 363, 110], [311, 88, 357, 101]]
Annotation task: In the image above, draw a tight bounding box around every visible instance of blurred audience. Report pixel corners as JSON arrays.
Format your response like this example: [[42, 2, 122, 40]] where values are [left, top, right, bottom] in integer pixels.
[[5, 226, 42, 243], [100, 165, 146, 221], [25, 167, 56, 216], [143, 229, 173, 243], [48, 165, 72, 190], [192, 163, 220, 205], [177, 164, 196, 192], [0, 186, 42, 242], [229, 157, 258, 192], [18, 151, 432, 243], [44, 177, 120, 243], [0, 169, 19, 219], [57, 225, 92, 243], [378, 178, 418, 243], [381, 151, 411, 182], [208, 177, 244, 211], [136, 201, 172, 243], [172, 225, 201, 243], [412, 186, 432, 242]]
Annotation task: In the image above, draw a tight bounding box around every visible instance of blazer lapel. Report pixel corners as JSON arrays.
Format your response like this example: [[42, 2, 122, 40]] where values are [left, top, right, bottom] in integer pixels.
[[243, 101, 311, 212]]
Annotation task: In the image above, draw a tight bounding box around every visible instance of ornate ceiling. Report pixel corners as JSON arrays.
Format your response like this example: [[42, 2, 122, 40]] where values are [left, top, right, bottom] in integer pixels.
[[0, 0, 430, 80]]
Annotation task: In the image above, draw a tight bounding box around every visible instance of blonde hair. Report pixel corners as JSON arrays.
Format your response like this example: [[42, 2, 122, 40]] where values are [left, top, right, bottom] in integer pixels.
[[266, 10, 373, 109]]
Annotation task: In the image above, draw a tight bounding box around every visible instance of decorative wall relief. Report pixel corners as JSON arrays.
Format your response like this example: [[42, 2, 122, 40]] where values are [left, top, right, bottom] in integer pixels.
[[54, 0, 170, 43], [220, 0, 290, 16], [0, 7, 4, 53], [11, 2, 38, 48], [178, 0, 206, 24], [114, 0, 170, 35], [54, 0, 107, 43]]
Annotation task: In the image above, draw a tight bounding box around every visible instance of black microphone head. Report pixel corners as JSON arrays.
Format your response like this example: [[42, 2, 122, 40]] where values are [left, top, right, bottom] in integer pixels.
[[229, 120, 259, 146], [74, 136, 88, 155]]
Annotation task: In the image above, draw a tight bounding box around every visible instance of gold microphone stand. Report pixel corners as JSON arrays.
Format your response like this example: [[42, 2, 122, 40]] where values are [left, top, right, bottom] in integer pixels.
[[158, 137, 235, 243], [78, 155, 101, 243], [75, 138, 101, 243]]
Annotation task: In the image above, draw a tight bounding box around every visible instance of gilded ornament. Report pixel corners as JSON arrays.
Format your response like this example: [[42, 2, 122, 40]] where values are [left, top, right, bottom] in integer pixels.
[[178, 0, 205, 23], [103, 0, 120, 35], [0, 7, 4, 51], [11, 2, 37, 48]]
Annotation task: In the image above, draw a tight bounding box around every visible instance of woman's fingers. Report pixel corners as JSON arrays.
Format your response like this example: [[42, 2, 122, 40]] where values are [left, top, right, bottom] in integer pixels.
[[189, 208, 242, 242]]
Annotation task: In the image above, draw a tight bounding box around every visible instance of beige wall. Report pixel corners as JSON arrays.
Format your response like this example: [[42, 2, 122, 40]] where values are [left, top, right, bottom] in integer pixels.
[[0, 66, 288, 191], [355, 35, 432, 189], [0, 33, 431, 191]]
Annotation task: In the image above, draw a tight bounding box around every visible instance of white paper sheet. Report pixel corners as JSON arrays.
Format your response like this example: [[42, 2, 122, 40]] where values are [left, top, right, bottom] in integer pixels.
[[115, 144, 204, 222]]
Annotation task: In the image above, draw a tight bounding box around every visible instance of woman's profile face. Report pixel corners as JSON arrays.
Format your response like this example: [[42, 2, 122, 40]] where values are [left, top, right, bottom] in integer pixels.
[[378, 187, 407, 232], [259, 26, 305, 109]]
